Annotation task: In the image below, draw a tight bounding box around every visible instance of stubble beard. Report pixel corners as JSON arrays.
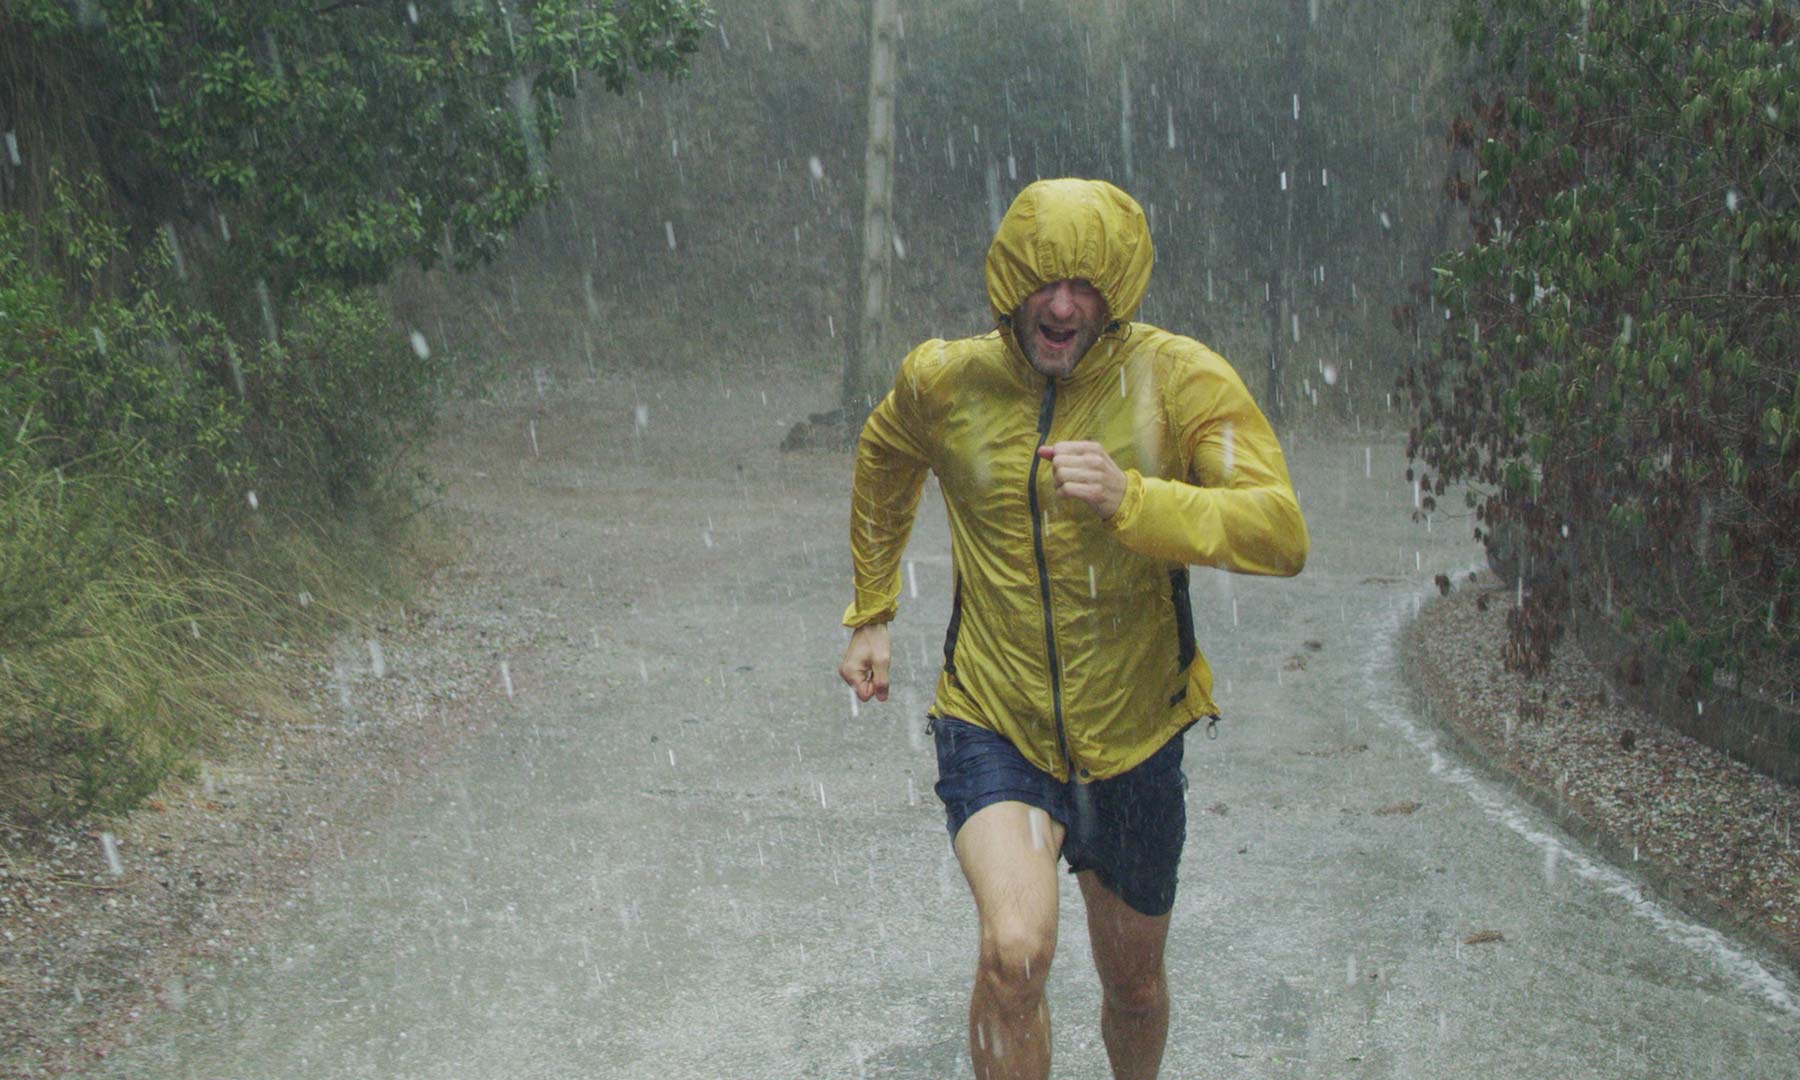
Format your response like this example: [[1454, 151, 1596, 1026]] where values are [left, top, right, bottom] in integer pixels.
[[1016, 319, 1104, 379]]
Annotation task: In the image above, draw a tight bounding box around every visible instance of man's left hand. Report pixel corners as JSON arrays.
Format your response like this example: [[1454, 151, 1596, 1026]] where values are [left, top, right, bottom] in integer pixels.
[[1037, 441, 1127, 519]]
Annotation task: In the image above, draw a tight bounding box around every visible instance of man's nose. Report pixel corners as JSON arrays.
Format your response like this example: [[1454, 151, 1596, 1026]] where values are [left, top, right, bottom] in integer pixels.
[[1046, 282, 1078, 319]]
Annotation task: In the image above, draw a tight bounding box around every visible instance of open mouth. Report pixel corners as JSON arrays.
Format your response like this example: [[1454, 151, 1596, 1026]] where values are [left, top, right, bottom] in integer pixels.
[[1040, 326, 1076, 347]]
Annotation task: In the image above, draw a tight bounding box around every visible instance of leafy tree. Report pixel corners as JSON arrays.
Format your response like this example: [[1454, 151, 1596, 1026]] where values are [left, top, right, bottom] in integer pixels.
[[1406, 0, 1799, 694], [6, 0, 706, 298]]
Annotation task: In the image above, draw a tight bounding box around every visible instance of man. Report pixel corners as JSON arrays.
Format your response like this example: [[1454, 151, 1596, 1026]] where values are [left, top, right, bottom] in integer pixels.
[[837, 178, 1308, 1079]]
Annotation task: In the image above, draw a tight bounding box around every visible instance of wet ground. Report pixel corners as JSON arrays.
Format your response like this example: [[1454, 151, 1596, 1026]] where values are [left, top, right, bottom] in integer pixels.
[[88, 365, 1800, 1078]]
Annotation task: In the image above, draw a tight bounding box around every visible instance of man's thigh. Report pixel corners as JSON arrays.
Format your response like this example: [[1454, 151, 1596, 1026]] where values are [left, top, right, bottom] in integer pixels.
[[954, 800, 1067, 926]]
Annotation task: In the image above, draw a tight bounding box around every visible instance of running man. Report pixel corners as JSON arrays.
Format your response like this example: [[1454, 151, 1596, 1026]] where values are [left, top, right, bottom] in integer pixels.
[[838, 177, 1308, 1079]]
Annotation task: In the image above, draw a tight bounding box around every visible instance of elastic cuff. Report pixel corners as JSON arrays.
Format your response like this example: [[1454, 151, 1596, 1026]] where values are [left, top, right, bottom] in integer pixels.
[[1103, 469, 1144, 531]]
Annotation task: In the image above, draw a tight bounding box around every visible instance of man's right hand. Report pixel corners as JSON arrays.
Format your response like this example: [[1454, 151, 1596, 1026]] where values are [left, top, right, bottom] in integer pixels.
[[838, 623, 892, 703]]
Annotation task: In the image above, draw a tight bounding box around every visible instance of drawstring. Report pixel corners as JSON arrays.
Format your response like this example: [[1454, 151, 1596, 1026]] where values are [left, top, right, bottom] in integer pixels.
[[1205, 716, 1220, 740]]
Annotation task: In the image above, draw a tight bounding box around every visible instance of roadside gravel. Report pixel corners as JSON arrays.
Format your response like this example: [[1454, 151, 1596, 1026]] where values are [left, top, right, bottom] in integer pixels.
[[1402, 574, 1800, 976], [0, 540, 542, 1077]]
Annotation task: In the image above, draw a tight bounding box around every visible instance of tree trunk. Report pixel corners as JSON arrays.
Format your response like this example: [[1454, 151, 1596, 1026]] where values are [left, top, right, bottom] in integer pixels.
[[1265, 0, 1311, 424], [841, 0, 900, 412]]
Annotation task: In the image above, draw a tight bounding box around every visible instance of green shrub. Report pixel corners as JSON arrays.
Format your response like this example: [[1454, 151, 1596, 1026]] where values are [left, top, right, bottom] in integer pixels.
[[1407, 0, 1800, 695], [242, 286, 442, 510]]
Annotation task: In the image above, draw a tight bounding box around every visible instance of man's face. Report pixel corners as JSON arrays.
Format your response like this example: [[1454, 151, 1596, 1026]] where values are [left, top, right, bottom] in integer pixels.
[[1013, 278, 1109, 378]]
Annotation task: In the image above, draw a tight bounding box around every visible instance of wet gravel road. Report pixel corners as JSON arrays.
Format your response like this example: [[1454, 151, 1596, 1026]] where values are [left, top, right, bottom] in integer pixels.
[[89, 368, 1800, 1078]]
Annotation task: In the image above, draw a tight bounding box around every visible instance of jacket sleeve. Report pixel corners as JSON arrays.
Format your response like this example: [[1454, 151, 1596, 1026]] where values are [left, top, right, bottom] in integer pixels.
[[1103, 347, 1308, 576], [842, 343, 938, 627]]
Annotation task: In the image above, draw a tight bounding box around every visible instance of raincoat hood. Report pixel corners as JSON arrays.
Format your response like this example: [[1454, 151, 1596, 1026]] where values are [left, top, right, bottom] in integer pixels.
[[985, 178, 1155, 327]]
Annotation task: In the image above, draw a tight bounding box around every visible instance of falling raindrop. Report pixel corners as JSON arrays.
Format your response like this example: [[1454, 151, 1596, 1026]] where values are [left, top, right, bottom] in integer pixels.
[[1379, 211, 1393, 230], [2, 131, 18, 166], [1726, 188, 1741, 213], [256, 278, 277, 340], [664, 221, 677, 250], [1322, 363, 1338, 386], [410, 330, 431, 359], [808, 155, 824, 180], [907, 560, 919, 599], [100, 832, 124, 876], [500, 661, 514, 699], [162, 223, 187, 279], [634, 403, 649, 432], [367, 639, 386, 678], [246, 490, 259, 510]]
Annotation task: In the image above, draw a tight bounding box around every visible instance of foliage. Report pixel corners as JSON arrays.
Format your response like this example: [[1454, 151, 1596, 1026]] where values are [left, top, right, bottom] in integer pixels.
[[242, 285, 442, 509], [1406, 0, 1800, 692], [8, 0, 706, 296], [0, 205, 246, 528], [0, 202, 445, 821]]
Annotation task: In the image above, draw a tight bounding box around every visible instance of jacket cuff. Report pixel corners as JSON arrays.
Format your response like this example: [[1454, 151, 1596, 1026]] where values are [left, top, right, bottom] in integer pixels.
[[1103, 469, 1145, 532], [842, 599, 898, 628]]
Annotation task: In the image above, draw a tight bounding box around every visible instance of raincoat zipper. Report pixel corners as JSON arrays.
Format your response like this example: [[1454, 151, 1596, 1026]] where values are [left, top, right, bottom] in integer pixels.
[[1027, 379, 1075, 779]]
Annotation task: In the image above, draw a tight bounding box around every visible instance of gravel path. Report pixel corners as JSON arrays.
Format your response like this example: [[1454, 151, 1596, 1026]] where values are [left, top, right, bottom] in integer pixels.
[[1403, 580, 1800, 975], [2, 361, 1797, 1076]]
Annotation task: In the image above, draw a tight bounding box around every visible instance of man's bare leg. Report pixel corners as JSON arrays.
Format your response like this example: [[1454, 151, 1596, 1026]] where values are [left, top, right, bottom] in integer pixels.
[[1077, 871, 1172, 1080], [954, 801, 1067, 1080]]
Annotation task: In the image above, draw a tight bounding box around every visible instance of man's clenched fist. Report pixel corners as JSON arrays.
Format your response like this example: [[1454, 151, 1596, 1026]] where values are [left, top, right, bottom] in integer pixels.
[[1037, 441, 1127, 519], [838, 622, 892, 703]]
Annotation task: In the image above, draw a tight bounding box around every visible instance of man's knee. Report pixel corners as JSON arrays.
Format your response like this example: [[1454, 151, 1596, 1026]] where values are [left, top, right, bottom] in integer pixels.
[[1101, 965, 1168, 1016], [977, 918, 1056, 1003]]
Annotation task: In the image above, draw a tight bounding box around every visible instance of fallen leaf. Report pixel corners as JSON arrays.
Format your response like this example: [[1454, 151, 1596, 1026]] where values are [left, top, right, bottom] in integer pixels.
[[1374, 800, 1422, 816], [1463, 930, 1505, 945]]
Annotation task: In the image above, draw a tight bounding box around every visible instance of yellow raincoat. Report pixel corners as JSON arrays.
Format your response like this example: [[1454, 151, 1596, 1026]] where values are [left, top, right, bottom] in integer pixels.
[[844, 178, 1308, 782]]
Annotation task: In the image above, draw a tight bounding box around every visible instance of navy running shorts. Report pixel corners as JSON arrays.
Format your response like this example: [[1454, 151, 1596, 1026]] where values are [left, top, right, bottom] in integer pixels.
[[929, 714, 1191, 917]]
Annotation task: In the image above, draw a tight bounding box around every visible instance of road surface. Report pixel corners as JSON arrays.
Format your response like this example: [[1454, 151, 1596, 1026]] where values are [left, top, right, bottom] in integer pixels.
[[91, 365, 1800, 1078]]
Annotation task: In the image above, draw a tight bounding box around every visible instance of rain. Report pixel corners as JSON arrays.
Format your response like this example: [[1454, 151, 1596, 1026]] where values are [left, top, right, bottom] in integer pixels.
[[2, 1, 1797, 1079]]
